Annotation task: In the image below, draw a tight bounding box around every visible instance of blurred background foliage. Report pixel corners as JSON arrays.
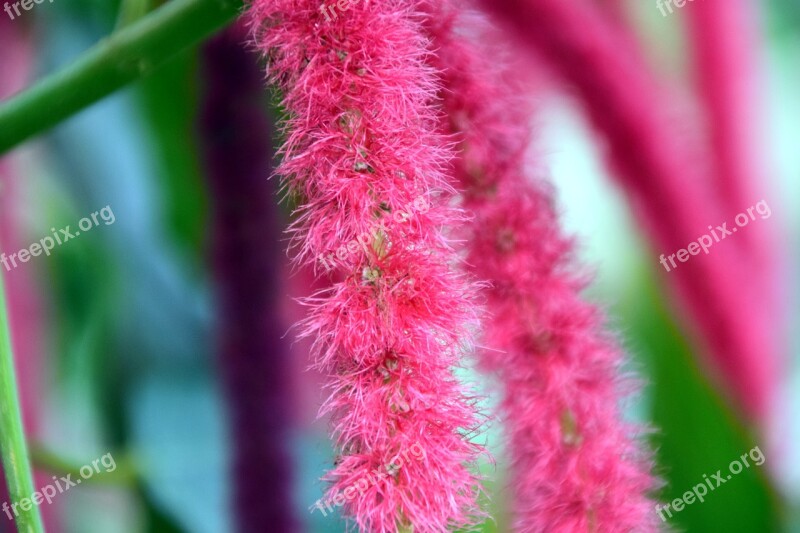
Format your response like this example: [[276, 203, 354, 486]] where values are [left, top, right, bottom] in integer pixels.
[[0, 0, 798, 531]]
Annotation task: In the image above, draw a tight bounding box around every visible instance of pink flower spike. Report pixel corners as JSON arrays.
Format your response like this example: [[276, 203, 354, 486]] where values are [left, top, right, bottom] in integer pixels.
[[246, 1, 489, 530], [473, 0, 780, 421], [684, 0, 788, 368], [426, 4, 658, 530]]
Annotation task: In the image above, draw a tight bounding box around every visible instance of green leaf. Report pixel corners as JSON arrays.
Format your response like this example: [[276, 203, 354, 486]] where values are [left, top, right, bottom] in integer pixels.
[[624, 268, 783, 532], [136, 49, 208, 262]]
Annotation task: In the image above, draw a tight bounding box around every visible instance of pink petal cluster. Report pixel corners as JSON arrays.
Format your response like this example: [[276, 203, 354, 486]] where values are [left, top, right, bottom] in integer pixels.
[[247, 1, 487, 530], [427, 6, 657, 531]]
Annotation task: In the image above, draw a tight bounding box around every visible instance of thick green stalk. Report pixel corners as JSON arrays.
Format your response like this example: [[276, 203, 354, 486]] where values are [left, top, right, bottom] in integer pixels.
[[0, 0, 243, 154], [0, 273, 43, 532]]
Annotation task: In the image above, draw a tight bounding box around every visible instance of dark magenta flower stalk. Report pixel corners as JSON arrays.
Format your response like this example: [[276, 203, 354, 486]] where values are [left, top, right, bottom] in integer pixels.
[[427, 6, 658, 531], [246, 1, 488, 531], [474, 0, 779, 421], [200, 25, 299, 532]]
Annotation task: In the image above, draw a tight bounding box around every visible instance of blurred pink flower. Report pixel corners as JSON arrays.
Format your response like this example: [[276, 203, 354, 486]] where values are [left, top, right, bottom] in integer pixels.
[[427, 5, 658, 531], [475, 0, 780, 422], [684, 0, 788, 375]]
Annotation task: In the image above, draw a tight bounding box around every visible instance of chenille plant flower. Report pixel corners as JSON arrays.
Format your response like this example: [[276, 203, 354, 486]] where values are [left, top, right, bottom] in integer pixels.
[[427, 5, 658, 530], [246, 0, 488, 530], [476, 0, 779, 421]]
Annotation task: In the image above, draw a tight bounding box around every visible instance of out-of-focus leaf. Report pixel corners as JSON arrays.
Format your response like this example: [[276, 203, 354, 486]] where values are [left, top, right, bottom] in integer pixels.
[[44, 226, 126, 445], [623, 267, 784, 532], [39, 13, 226, 529], [46, 0, 122, 34], [136, 49, 208, 266], [767, 0, 800, 38], [137, 484, 186, 533]]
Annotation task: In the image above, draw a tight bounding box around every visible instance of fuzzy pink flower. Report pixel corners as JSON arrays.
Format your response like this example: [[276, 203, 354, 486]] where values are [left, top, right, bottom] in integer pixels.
[[246, 1, 488, 530], [426, 6, 658, 531]]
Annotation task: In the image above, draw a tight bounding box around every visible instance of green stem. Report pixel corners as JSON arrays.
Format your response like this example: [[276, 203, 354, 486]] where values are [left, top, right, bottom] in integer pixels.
[[0, 274, 43, 532], [0, 0, 243, 155]]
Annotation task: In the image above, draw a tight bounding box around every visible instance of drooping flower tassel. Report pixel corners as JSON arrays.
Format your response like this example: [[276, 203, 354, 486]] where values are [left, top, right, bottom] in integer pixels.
[[474, 0, 779, 421], [684, 0, 788, 374], [426, 5, 658, 531], [685, 0, 770, 229], [246, 1, 488, 530]]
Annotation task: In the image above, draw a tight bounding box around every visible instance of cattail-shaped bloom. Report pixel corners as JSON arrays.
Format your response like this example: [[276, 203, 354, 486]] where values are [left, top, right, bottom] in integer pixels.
[[474, 0, 779, 421], [426, 6, 658, 531], [200, 25, 300, 532], [246, 1, 487, 530]]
